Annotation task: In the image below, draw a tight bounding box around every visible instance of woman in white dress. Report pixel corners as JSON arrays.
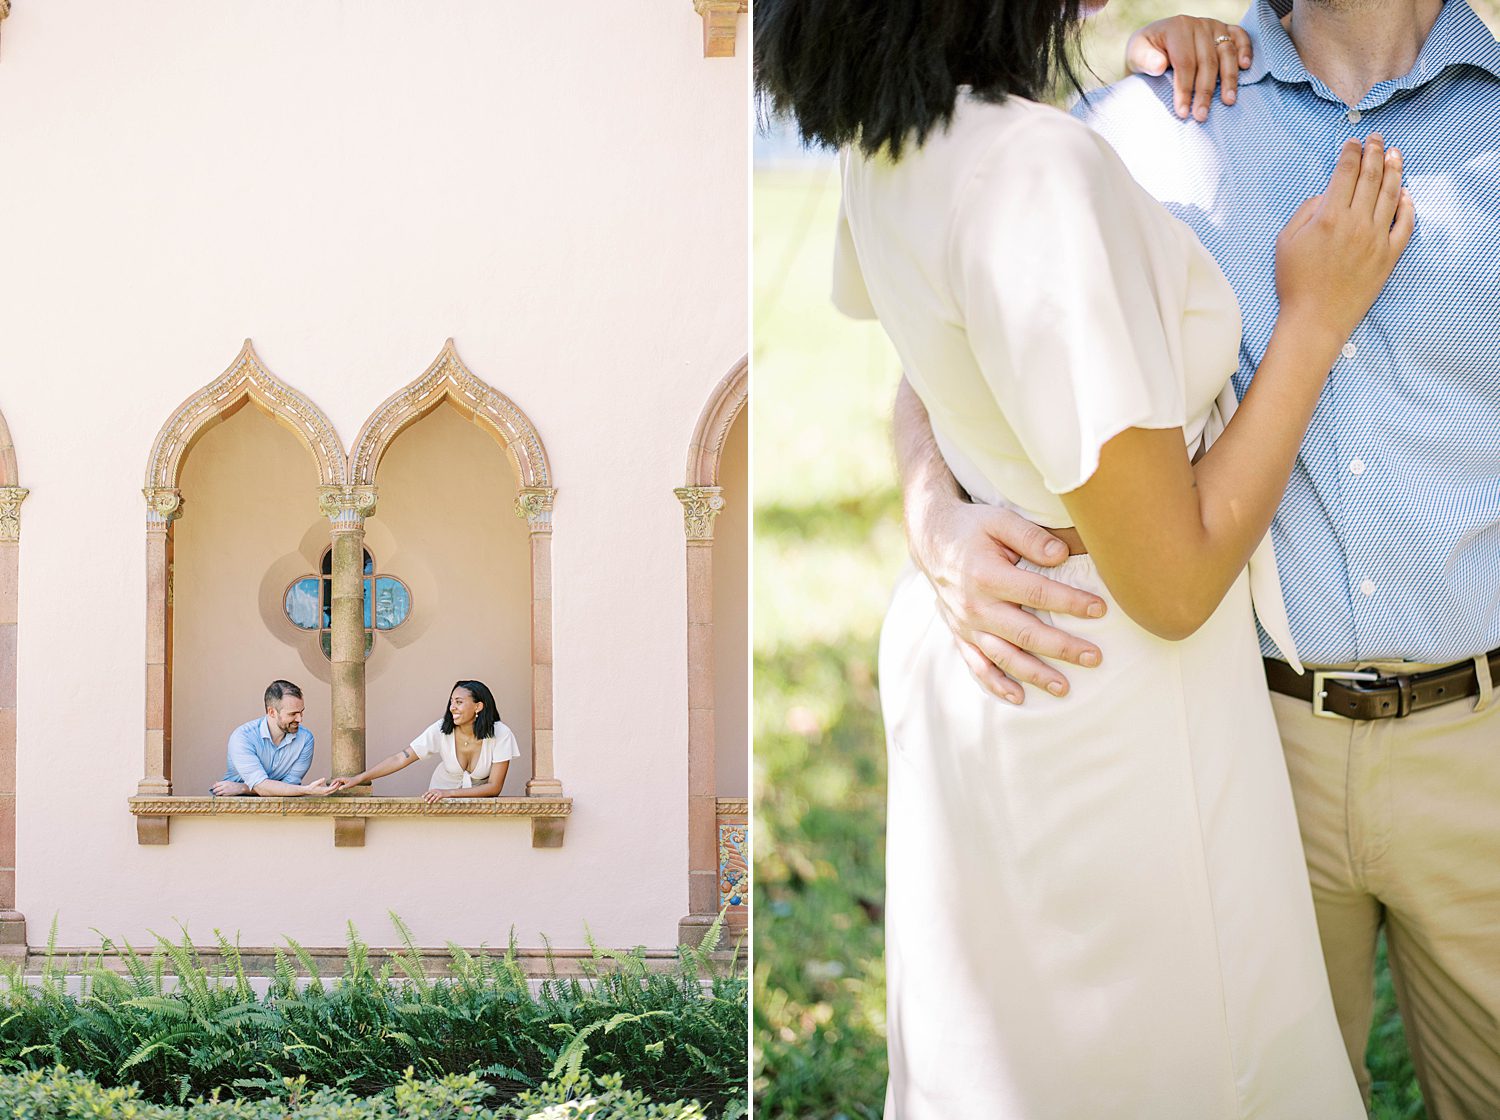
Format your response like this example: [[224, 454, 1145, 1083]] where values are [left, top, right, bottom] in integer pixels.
[[331, 680, 520, 801], [756, 1, 1414, 1116]]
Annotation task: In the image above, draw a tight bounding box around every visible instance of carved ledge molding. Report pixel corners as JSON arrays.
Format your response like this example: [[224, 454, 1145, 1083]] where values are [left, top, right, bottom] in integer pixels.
[[693, 0, 747, 58], [675, 486, 724, 541], [0, 488, 27, 543], [129, 795, 572, 849]]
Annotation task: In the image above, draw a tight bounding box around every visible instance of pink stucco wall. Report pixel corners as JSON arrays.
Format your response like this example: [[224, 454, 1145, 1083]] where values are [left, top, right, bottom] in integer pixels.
[[0, 1, 746, 950]]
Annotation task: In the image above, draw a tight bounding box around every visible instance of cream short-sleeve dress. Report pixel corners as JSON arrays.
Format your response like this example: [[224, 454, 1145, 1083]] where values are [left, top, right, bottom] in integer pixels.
[[839, 95, 1361, 1119], [410, 719, 521, 791]]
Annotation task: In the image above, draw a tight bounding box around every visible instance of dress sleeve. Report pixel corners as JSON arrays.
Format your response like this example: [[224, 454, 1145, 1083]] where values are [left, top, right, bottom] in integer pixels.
[[409, 722, 443, 759], [950, 118, 1187, 495], [832, 156, 877, 320], [492, 723, 521, 763]]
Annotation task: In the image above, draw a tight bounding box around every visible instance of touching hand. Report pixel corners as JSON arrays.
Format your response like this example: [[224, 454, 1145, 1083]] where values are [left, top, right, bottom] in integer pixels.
[[1276, 135, 1415, 343], [421, 788, 455, 804], [907, 494, 1105, 704], [1126, 15, 1252, 122], [301, 777, 336, 798], [327, 776, 361, 793], [210, 780, 248, 797]]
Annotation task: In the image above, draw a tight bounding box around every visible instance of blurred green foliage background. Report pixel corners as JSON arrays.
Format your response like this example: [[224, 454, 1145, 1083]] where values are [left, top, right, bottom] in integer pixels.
[[752, 2, 1500, 1117]]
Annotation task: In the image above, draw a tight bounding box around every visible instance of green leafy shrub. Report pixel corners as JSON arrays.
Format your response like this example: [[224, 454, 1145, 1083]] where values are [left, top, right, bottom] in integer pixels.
[[0, 1066, 713, 1118], [0, 918, 745, 1119]]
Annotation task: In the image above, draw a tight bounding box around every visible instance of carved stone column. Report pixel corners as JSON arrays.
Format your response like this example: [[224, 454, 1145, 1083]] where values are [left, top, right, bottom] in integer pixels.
[[138, 489, 180, 845], [674, 486, 724, 943], [515, 488, 563, 843], [0, 486, 27, 954], [319, 487, 377, 840], [692, 0, 746, 58]]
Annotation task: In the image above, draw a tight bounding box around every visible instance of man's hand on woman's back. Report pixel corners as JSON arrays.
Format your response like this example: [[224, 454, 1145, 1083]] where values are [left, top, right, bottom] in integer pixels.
[[894, 378, 1106, 705]]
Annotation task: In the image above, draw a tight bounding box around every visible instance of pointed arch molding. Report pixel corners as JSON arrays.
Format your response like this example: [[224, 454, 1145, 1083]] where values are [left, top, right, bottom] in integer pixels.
[[685, 356, 747, 490], [145, 341, 348, 494], [350, 340, 552, 493], [0, 407, 18, 489]]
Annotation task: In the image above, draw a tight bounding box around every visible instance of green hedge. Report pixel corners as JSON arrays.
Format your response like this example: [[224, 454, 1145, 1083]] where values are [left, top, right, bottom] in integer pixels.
[[0, 918, 746, 1119], [0, 1066, 708, 1118]]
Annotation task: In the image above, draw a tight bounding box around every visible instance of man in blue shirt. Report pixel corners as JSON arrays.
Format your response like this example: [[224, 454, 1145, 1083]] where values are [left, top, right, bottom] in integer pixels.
[[893, 0, 1500, 1110], [210, 679, 333, 797]]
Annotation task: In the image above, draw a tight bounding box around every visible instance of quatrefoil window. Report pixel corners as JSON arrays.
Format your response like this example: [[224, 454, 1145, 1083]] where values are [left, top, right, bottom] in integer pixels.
[[283, 547, 412, 660]]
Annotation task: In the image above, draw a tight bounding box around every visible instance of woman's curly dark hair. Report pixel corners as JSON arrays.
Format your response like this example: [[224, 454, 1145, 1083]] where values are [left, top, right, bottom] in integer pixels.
[[755, 0, 1088, 160]]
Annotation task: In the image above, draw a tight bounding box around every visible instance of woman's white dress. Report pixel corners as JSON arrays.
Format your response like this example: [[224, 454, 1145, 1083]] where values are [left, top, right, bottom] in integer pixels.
[[410, 720, 520, 790], [837, 95, 1363, 1119]]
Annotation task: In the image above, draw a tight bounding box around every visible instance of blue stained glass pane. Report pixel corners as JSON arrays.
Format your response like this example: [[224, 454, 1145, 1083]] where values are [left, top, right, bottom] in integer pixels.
[[373, 577, 411, 630], [322, 579, 332, 629], [363, 579, 373, 628], [284, 578, 321, 631], [362, 549, 375, 575]]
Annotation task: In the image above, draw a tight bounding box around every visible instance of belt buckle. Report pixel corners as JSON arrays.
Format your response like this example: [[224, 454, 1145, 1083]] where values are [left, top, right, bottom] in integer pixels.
[[1312, 670, 1382, 719]]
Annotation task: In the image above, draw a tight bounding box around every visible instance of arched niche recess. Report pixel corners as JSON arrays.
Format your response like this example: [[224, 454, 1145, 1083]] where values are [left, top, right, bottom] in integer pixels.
[[134, 341, 348, 840], [0, 406, 28, 955], [674, 356, 748, 945], [130, 341, 570, 849], [350, 340, 564, 826]]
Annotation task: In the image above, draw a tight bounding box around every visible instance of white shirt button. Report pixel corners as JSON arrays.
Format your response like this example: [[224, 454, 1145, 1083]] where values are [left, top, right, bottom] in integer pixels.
[[1350, 458, 1366, 476], [1347, 108, 1362, 123], [1360, 579, 1376, 597], [1342, 342, 1357, 359]]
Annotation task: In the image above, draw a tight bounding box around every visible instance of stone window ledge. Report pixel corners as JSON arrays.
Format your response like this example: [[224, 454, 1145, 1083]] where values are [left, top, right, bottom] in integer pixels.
[[129, 795, 571, 849]]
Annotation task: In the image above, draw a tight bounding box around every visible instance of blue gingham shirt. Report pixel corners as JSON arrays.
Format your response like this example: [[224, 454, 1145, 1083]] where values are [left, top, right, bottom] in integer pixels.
[[222, 717, 315, 790], [1074, 0, 1500, 665]]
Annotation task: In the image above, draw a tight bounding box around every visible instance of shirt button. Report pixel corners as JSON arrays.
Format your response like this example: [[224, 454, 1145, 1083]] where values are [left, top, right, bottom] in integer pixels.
[[1347, 108, 1362, 123], [1360, 579, 1376, 597], [1350, 457, 1365, 475], [1342, 342, 1357, 359]]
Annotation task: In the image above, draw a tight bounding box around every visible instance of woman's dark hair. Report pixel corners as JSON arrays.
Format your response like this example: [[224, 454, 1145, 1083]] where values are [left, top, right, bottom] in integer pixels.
[[756, 0, 1087, 159], [441, 680, 499, 740]]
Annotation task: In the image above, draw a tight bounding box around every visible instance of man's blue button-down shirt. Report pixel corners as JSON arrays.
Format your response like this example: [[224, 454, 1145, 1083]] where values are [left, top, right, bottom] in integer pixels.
[[1074, 0, 1500, 664], [222, 717, 315, 789]]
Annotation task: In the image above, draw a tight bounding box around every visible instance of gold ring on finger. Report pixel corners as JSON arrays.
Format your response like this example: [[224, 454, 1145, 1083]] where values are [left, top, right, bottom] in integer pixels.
[[1214, 34, 1234, 44]]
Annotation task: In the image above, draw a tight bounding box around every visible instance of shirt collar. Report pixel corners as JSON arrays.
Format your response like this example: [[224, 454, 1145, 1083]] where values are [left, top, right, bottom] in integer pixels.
[[1241, 0, 1500, 105]]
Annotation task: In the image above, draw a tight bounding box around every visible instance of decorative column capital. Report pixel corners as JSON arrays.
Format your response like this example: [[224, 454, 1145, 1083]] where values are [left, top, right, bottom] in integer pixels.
[[514, 487, 556, 529], [674, 486, 724, 541], [692, 0, 746, 57], [142, 487, 182, 527], [0, 487, 27, 543], [318, 485, 378, 530]]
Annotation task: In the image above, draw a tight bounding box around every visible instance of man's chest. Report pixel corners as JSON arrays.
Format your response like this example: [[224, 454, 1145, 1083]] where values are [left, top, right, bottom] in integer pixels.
[[1124, 80, 1500, 387]]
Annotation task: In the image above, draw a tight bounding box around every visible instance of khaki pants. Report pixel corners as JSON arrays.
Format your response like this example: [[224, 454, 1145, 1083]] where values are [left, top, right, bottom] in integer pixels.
[[1272, 659, 1500, 1120]]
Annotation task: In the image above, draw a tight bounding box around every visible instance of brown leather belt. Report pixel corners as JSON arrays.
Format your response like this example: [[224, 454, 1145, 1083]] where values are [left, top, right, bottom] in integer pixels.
[[1264, 650, 1500, 720]]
